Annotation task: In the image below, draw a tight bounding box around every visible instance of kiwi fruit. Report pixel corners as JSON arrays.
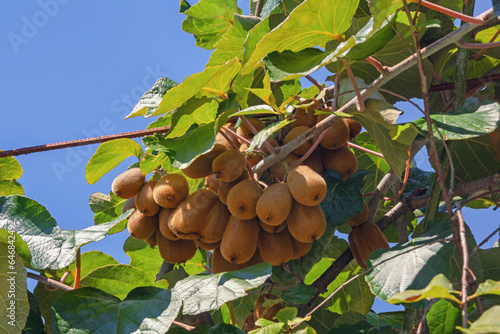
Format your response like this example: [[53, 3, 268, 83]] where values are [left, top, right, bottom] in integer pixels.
[[216, 125, 239, 150], [211, 247, 263, 274], [240, 142, 263, 167], [268, 161, 287, 182], [168, 189, 230, 243], [291, 102, 319, 128], [259, 220, 287, 234], [286, 165, 327, 206], [156, 232, 197, 264], [256, 183, 292, 226], [315, 115, 350, 150], [291, 237, 313, 260], [236, 118, 265, 143], [144, 229, 158, 247], [158, 207, 179, 241], [135, 180, 161, 216], [121, 196, 136, 214], [194, 239, 221, 251], [322, 145, 358, 180], [348, 220, 389, 268], [181, 144, 227, 179], [302, 150, 325, 175], [343, 118, 362, 139], [227, 179, 263, 220], [253, 294, 283, 322], [153, 173, 189, 208], [220, 216, 260, 264], [241, 312, 256, 332], [127, 210, 159, 240], [212, 149, 247, 182], [286, 202, 326, 243], [345, 202, 369, 227], [262, 137, 280, 155], [284, 126, 312, 156], [205, 174, 219, 193], [111, 168, 145, 199], [257, 229, 293, 266], [218, 169, 250, 205]]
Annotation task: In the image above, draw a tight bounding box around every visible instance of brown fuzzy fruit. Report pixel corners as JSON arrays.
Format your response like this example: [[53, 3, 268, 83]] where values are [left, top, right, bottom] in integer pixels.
[[205, 174, 220, 193], [240, 142, 263, 167], [153, 173, 189, 208], [348, 221, 390, 268], [287, 202, 326, 243], [211, 247, 263, 274], [268, 161, 287, 182], [291, 102, 319, 128], [168, 189, 230, 243], [144, 229, 158, 247], [236, 118, 265, 143], [286, 165, 327, 206], [284, 126, 312, 156], [322, 145, 358, 180], [343, 118, 362, 139], [112, 168, 145, 199], [253, 294, 283, 322], [242, 312, 256, 332], [216, 125, 239, 150], [260, 220, 287, 234], [302, 150, 325, 175], [158, 207, 179, 241], [345, 202, 369, 227], [291, 237, 313, 260], [194, 239, 221, 251], [127, 210, 159, 240], [256, 183, 292, 226], [121, 196, 136, 214], [212, 149, 247, 182], [135, 180, 161, 216], [181, 144, 227, 179], [227, 179, 263, 220], [156, 232, 197, 264], [220, 216, 260, 264], [315, 115, 350, 150], [257, 229, 293, 266], [218, 169, 250, 205]]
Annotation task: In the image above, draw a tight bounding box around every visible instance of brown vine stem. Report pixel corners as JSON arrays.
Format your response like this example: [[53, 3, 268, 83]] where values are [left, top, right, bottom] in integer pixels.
[[221, 125, 252, 146], [342, 58, 365, 112], [347, 142, 385, 159], [172, 320, 195, 331], [408, 0, 484, 25], [470, 27, 500, 60], [305, 74, 324, 91], [240, 115, 276, 155], [288, 130, 327, 169], [73, 248, 81, 289], [0, 127, 171, 158], [456, 203, 469, 329], [457, 40, 500, 49], [26, 272, 73, 291]]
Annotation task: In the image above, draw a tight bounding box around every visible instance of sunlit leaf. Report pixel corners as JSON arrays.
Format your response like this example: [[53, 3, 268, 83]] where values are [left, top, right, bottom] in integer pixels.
[[126, 77, 178, 118]]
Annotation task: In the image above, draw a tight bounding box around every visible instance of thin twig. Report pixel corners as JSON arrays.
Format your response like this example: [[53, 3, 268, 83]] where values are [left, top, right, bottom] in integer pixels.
[[228, 301, 236, 326], [172, 320, 195, 331], [305, 74, 324, 91], [73, 248, 81, 289], [240, 115, 276, 154], [26, 272, 73, 291], [469, 225, 500, 256], [342, 58, 365, 112], [347, 142, 385, 159], [456, 203, 469, 329]]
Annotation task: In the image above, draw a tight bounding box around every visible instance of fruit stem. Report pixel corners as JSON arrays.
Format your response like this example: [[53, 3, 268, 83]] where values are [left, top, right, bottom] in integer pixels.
[[239, 115, 276, 154], [305, 74, 324, 91], [457, 40, 500, 49], [219, 126, 244, 149], [383, 144, 411, 201], [347, 142, 385, 159], [73, 248, 81, 289], [289, 130, 327, 169], [469, 28, 500, 60], [228, 301, 236, 325], [408, 0, 484, 25], [342, 58, 365, 112], [365, 56, 386, 73]]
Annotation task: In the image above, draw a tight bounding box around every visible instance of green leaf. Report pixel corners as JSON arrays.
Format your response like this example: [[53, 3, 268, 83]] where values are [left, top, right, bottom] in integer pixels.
[[350, 99, 419, 178], [0, 180, 25, 196], [211, 294, 258, 329], [412, 99, 500, 140], [152, 59, 241, 116], [367, 0, 402, 29], [457, 305, 500, 334], [140, 150, 167, 175], [472, 280, 500, 298], [85, 139, 143, 184], [388, 274, 461, 304], [275, 307, 298, 324], [283, 285, 316, 304], [228, 105, 278, 118], [243, 0, 359, 73], [365, 311, 405, 329], [173, 263, 271, 315], [88, 192, 126, 226], [248, 119, 293, 152], [321, 170, 370, 227], [165, 97, 219, 139], [181, 0, 241, 50], [0, 195, 128, 270], [479, 247, 500, 281], [0, 242, 29, 333], [250, 319, 284, 333], [0, 156, 23, 180], [79, 264, 153, 300], [126, 77, 178, 118], [365, 218, 456, 309], [181, 249, 208, 276], [123, 236, 164, 282], [51, 287, 181, 334], [22, 291, 45, 334], [304, 235, 349, 284]]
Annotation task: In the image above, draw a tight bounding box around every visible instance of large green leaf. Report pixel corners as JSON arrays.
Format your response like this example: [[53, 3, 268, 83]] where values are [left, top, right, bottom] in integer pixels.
[[350, 99, 419, 178], [365, 218, 456, 309], [412, 99, 500, 140], [321, 170, 370, 227], [126, 77, 178, 118], [173, 263, 271, 315], [181, 0, 241, 50], [243, 0, 359, 73], [0, 242, 29, 333], [0, 195, 128, 270], [22, 291, 45, 334], [151, 59, 241, 116], [51, 287, 181, 334], [123, 236, 165, 283], [457, 305, 500, 334], [165, 97, 219, 139], [426, 299, 462, 334], [85, 139, 143, 185]]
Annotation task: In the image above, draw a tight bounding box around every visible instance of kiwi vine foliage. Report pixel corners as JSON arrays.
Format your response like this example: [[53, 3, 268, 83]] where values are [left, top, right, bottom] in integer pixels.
[[1, 0, 500, 333]]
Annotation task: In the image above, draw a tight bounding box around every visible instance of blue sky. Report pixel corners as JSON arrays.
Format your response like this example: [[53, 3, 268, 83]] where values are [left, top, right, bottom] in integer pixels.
[[1, 0, 497, 314]]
